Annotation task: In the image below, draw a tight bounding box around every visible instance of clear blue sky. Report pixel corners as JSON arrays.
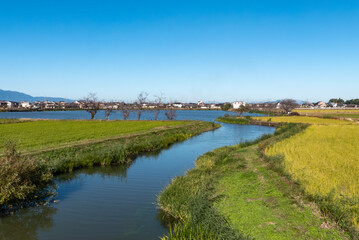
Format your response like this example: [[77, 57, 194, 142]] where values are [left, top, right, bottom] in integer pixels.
[[1, 0, 358, 102]]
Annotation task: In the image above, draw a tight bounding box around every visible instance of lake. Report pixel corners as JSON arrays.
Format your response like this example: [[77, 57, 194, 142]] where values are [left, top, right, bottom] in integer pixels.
[[0, 109, 262, 121]]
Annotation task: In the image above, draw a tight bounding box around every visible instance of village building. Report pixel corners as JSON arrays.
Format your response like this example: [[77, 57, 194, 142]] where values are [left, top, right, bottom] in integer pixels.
[[232, 101, 246, 109]]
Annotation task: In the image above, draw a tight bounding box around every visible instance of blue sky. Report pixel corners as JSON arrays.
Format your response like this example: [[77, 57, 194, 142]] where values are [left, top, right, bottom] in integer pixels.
[[0, 0, 358, 102]]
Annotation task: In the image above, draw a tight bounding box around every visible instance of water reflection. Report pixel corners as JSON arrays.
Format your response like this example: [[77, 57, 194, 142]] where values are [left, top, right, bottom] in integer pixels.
[[56, 163, 130, 183], [0, 206, 57, 240]]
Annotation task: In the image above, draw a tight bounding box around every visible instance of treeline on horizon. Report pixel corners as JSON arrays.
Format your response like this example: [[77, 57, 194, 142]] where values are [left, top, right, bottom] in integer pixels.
[[328, 98, 359, 104]]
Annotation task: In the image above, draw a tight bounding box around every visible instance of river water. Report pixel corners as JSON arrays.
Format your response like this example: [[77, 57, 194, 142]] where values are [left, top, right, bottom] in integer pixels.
[[0, 111, 275, 240]]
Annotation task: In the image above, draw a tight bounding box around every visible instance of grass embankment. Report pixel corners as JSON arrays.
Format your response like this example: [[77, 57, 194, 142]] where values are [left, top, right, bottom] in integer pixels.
[[294, 109, 359, 120], [0, 120, 218, 210], [158, 124, 349, 239]]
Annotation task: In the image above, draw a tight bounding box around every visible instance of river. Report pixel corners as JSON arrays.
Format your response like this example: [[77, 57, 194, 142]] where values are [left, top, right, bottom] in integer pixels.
[[0, 111, 275, 240]]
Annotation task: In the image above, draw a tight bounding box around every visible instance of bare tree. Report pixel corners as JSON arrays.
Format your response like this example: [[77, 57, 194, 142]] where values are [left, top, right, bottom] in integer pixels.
[[151, 93, 165, 120], [280, 99, 298, 114], [104, 108, 115, 120], [135, 92, 149, 120], [234, 105, 248, 117], [165, 102, 177, 120], [82, 93, 100, 120], [119, 102, 131, 120]]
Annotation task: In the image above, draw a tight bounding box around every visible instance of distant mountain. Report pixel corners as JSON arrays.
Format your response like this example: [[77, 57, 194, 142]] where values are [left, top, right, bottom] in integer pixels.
[[0, 89, 74, 102]]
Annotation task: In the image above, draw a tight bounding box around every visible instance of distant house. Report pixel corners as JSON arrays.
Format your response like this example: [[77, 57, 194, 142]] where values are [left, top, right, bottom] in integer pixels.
[[197, 101, 205, 107], [210, 104, 221, 109], [315, 101, 327, 108], [0, 101, 10, 109], [0, 101, 19, 109], [65, 101, 80, 109], [44, 101, 56, 109], [328, 102, 337, 107], [232, 101, 246, 109], [172, 102, 183, 108], [20, 101, 31, 108], [300, 102, 314, 108]]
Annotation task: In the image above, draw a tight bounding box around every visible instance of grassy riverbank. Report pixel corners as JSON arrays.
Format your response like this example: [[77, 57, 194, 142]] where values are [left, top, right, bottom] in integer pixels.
[[0, 120, 218, 210], [158, 124, 349, 239], [215, 116, 250, 125]]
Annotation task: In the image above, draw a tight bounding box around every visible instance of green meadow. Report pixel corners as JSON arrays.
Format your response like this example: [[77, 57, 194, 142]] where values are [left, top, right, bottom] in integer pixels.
[[0, 120, 189, 153]]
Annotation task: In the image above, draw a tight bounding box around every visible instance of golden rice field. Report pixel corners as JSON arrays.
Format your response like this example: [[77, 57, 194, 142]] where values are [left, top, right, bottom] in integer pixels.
[[253, 116, 354, 125], [295, 109, 359, 114], [294, 109, 359, 120], [266, 124, 359, 230]]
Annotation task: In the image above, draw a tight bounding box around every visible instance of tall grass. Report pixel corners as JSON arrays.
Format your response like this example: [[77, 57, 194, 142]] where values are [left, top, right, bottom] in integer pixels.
[[0, 141, 52, 210], [160, 221, 219, 240], [158, 146, 249, 240]]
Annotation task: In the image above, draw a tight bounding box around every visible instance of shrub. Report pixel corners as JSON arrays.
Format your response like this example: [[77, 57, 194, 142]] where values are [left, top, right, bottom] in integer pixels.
[[0, 141, 52, 207]]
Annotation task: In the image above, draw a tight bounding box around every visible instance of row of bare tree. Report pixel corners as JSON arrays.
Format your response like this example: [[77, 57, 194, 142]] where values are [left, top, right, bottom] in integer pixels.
[[82, 92, 177, 120]]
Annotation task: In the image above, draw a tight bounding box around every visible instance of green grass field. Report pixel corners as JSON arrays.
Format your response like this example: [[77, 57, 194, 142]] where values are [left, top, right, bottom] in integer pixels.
[[0, 120, 188, 153]]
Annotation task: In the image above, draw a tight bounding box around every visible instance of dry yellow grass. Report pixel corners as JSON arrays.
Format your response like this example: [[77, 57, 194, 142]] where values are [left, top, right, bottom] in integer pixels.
[[253, 116, 354, 125]]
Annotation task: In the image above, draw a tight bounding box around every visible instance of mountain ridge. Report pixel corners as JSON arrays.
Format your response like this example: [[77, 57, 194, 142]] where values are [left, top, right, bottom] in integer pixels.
[[0, 89, 74, 102]]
